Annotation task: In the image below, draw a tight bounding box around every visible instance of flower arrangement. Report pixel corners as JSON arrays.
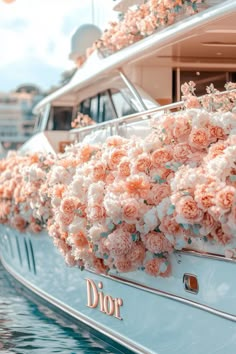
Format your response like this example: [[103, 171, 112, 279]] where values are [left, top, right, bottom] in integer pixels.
[[71, 112, 96, 129], [96, 0, 207, 56], [1, 82, 236, 278]]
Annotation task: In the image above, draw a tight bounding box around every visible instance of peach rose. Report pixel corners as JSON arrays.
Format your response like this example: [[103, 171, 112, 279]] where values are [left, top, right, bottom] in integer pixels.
[[159, 215, 181, 236], [60, 212, 74, 226], [215, 186, 235, 210], [147, 183, 171, 205], [12, 215, 27, 232], [109, 149, 127, 170], [92, 162, 106, 181], [115, 256, 133, 273], [118, 160, 131, 177], [105, 229, 132, 257], [129, 241, 146, 266], [135, 154, 152, 173], [88, 204, 106, 221], [145, 258, 166, 277], [122, 198, 140, 222], [71, 230, 88, 248], [189, 128, 210, 149], [194, 185, 215, 210], [151, 148, 173, 168], [199, 212, 217, 236], [173, 143, 192, 163], [61, 198, 76, 214], [208, 125, 225, 141], [125, 175, 150, 198], [144, 231, 173, 254], [79, 144, 94, 162], [176, 196, 203, 224], [211, 224, 232, 245], [93, 257, 108, 274], [173, 116, 191, 141]]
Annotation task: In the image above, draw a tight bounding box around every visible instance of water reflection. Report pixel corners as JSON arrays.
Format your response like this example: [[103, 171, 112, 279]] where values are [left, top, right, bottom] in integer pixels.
[[0, 262, 127, 354]]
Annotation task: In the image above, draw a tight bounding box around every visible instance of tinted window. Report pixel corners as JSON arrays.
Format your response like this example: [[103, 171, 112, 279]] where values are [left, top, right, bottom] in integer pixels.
[[47, 107, 73, 130], [111, 89, 137, 117]]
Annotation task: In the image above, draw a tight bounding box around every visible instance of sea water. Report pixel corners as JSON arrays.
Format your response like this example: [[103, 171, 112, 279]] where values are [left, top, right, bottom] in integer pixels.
[[0, 262, 130, 354]]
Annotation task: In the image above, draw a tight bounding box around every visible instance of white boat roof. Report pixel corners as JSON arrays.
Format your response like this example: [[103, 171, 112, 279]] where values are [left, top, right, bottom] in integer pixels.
[[34, 0, 236, 113]]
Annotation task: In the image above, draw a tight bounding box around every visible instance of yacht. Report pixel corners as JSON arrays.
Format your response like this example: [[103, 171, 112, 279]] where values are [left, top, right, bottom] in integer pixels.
[[1, 1, 236, 353]]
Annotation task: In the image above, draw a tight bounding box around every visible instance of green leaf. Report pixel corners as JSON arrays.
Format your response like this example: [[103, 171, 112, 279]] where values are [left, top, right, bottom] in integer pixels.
[[188, 238, 192, 244], [167, 204, 175, 215]]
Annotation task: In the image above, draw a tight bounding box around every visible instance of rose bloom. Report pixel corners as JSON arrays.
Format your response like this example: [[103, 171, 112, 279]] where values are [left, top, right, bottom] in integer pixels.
[[184, 96, 201, 109], [159, 215, 181, 236], [93, 256, 108, 274], [199, 212, 217, 236], [145, 258, 166, 277], [71, 230, 88, 248], [79, 144, 94, 162], [134, 153, 152, 173], [129, 241, 146, 266], [61, 198, 76, 214], [60, 212, 74, 226], [173, 116, 191, 142], [207, 142, 227, 160], [189, 128, 210, 150], [118, 159, 131, 177], [12, 215, 27, 232], [175, 196, 203, 224], [173, 143, 192, 163], [105, 229, 132, 257], [106, 135, 127, 147], [194, 185, 215, 211], [115, 256, 133, 273], [151, 148, 173, 168], [125, 175, 150, 198], [215, 186, 235, 210], [144, 231, 173, 254], [122, 198, 140, 222], [30, 221, 42, 233], [208, 125, 225, 142], [147, 183, 171, 205], [108, 149, 127, 170], [88, 204, 106, 221], [211, 224, 232, 245], [92, 162, 106, 181]]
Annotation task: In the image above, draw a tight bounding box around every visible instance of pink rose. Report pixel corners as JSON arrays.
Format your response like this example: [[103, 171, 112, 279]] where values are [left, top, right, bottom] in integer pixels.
[[122, 198, 140, 222], [189, 128, 210, 149], [151, 148, 173, 167], [215, 186, 235, 210], [145, 258, 167, 277], [147, 183, 171, 205], [173, 143, 192, 163], [144, 231, 173, 254], [105, 228, 132, 257], [175, 196, 203, 224]]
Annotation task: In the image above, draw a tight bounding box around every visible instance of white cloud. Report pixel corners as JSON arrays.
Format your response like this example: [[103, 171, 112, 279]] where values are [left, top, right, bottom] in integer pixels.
[[0, 0, 116, 91]]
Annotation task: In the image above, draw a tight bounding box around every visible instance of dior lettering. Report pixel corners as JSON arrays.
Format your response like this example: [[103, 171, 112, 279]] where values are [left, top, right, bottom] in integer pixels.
[[86, 279, 123, 320]]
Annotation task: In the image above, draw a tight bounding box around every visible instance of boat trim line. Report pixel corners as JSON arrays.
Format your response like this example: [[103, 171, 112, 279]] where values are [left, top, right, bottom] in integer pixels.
[[0, 257, 151, 354]]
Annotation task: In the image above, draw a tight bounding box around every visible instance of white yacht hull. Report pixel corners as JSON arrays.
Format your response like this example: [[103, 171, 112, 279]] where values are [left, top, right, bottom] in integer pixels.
[[0, 225, 236, 354]]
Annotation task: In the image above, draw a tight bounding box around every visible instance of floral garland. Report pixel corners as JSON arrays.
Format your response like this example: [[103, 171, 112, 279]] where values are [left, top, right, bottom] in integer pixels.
[[1, 82, 236, 277], [95, 0, 207, 56]]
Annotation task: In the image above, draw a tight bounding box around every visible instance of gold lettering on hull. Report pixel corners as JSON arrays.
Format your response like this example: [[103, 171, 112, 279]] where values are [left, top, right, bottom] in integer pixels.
[[86, 279, 123, 320]]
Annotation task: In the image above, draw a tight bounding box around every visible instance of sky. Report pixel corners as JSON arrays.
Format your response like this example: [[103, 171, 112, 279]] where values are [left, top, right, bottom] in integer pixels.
[[0, 0, 116, 92]]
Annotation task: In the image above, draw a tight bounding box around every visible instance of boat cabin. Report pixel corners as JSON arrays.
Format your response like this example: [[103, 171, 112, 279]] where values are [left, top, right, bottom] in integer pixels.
[[21, 0, 236, 154]]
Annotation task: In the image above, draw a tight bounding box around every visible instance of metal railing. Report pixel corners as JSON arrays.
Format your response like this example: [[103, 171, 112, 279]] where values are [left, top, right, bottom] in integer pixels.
[[69, 88, 236, 140]]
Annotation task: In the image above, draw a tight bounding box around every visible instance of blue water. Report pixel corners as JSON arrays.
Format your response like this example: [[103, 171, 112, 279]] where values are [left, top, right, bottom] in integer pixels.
[[0, 262, 129, 354]]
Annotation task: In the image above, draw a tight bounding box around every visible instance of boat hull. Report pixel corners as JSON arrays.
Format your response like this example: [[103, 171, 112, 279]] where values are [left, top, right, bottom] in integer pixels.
[[0, 225, 236, 354]]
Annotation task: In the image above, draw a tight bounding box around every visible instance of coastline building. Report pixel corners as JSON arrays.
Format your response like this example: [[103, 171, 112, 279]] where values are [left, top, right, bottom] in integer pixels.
[[0, 84, 43, 154]]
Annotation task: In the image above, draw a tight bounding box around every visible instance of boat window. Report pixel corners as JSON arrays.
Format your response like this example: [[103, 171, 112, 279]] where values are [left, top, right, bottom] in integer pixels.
[[47, 106, 73, 131], [111, 89, 137, 117], [175, 70, 236, 99], [78, 91, 116, 123]]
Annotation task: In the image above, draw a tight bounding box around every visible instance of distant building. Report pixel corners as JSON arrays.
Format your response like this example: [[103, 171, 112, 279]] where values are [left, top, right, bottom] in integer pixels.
[[0, 84, 44, 154]]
